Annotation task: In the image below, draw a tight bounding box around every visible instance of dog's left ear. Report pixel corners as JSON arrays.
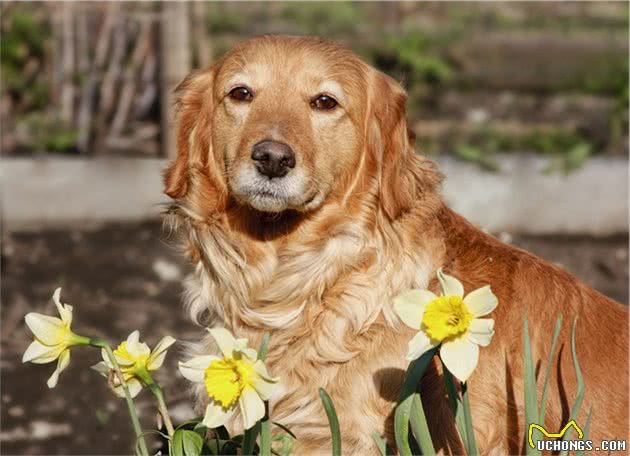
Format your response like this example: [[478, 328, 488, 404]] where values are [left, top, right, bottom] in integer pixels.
[[367, 71, 419, 220], [163, 68, 227, 211]]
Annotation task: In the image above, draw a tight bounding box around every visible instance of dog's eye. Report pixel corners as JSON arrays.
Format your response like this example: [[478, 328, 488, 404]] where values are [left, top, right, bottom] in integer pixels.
[[311, 94, 338, 111], [229, 86, 254, 102]]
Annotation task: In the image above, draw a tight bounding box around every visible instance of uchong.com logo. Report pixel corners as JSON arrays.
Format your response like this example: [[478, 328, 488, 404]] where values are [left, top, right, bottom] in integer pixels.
[[528, 420, 627, 452]]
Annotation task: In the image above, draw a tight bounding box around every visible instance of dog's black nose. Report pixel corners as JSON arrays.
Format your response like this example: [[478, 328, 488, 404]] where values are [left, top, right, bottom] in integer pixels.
[[251, 140, 296, 178]]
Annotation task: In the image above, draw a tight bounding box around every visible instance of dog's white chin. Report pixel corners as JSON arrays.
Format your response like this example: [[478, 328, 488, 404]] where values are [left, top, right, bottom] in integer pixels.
[[247, 194, 291, 212], [231, 166, 319, 213]]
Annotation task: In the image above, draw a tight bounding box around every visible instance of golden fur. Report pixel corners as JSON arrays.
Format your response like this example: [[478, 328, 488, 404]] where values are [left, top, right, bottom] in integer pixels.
[[163, 36, 628, 454]]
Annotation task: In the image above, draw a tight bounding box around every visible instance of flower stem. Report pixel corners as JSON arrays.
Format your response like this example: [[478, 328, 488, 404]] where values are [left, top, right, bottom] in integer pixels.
[[90, 338, 149, 456], [140, 370, 175, 438]]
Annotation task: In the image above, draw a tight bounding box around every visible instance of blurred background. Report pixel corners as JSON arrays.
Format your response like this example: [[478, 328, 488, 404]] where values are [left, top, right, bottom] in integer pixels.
[[1, 2, 628, 454]]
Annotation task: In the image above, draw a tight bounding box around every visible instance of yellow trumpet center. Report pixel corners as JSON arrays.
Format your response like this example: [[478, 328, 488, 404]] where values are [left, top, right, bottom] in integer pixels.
[[204, 357, 256, 409], [114, 341, 150, 370], [422, 296, 473, 341]]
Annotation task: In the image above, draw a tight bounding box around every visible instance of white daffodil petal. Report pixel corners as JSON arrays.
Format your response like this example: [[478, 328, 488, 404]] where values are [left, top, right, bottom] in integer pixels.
[[253, 360, 278, 382], [125, 331, 151, 358], [52, 288, 73, 325], [202, 402, 235, 429], [91, 361, 109, 376], [463, 286, 498, 317], [47, 349, 70, 388], [100, 348, 116, 369], [440, 337, 479, 382], [468, 319, 495, 347], [112, 377, 143, 398], [23, 340, 64, 364], [252, 366, 278, 400], [24, 313, 66, 345], [437, 269, 465, 297], [113, 354, 135, 367], [234, 338, 249, 352], [147, 336, 176, 370], [239, 387, 266, 430], [407, 330, 438, 361], [127, 378, 144, 398], [393, 290, 436, 330], [252, 377, 277, 401], [209, 328, 236, 358], [178, 355, 218, 383], [241, 348, 258, 361]]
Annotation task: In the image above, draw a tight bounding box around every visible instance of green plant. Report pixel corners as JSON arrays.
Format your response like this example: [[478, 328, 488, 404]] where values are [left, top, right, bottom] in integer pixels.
[[279, 2, 365, 37], [1, 5, 51, 109], [23, 277, 590, 456], [17, 112, 77, 153]]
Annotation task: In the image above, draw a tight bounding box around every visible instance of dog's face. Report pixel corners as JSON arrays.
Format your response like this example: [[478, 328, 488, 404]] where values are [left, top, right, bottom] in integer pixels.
[[213, 38, 367, 213], [165, 36, 418, 221]]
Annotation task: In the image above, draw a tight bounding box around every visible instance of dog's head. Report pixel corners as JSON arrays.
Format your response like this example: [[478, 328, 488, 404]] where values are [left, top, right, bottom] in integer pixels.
[[164, 35, 421, 221]]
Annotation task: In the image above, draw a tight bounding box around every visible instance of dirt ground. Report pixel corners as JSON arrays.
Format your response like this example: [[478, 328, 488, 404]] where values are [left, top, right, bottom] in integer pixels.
[[1, 221, 627, 455]]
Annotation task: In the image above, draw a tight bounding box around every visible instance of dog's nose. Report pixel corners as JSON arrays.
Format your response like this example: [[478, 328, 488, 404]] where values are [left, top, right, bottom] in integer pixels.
[[251, 140, 296, 178]]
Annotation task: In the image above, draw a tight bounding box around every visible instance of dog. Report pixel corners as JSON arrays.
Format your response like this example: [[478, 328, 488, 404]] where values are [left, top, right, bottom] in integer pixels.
[[163, 35, 628, 454]]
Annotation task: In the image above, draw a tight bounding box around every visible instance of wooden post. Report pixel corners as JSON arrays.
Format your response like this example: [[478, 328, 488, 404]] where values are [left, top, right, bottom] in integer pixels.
[[160, 1, 191, 158], [60, 2, 75, 124], [192, 1, 212, 68]]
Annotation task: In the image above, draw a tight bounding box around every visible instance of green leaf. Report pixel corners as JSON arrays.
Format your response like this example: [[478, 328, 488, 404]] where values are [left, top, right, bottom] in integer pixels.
[[461, 382, 479, 456], [559, 319, 585, 456], [258, 332, 271, 361], [394, 394, 414, 456], [372, 432, 388, 456], [213, 425, 231, 440], [133, 430, 168, 456], [523, 311, 541, 456], [204, 438, 239, 455], [175, 416, 204, 431], [172, 429, 203, 456], [242, 422, 261, 455], [574, 407, 593, 456], [260, 418, 271, 456], [272, 421, 297, 439], [409, 393, 436, 455], [398, 347, 438, 401], [539, 315, 563, 424], [443, 366, 469, 452], [394, 347, 437, 456], [271, 433, 295, 456], [319, 388, 341, 456]]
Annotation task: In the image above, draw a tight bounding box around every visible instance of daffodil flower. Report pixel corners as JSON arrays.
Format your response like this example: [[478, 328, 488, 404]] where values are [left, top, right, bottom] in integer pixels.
[[93, 330, 176, 398], [394, 268, 498, 382], [179, 328, 278, 430], [23, 288, 90, 388]]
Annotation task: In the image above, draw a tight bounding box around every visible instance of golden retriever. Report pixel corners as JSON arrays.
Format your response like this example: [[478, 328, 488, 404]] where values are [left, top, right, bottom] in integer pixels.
[[163, 35, 628, 454]]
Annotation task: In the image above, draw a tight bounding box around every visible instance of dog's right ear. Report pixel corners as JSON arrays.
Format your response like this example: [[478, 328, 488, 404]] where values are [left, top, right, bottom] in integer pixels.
[[163, 69, 223, 201]]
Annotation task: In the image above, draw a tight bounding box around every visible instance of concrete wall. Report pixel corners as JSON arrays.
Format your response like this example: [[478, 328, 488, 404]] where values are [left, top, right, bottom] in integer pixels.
[[1, 156, 627, 234]]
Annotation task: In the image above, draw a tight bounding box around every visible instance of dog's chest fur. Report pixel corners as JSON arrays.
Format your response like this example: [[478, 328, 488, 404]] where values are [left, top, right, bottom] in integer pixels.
[[180, 211, 443, 444]]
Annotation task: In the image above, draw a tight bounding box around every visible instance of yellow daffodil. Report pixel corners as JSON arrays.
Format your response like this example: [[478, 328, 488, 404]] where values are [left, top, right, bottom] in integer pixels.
[[179, 328, 278, 430], [93, 330, 176, 398], [23, 288, 90, 388], [394, 268, 498, 382]]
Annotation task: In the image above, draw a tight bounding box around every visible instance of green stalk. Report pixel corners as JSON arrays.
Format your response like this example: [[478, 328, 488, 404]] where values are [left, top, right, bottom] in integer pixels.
[[394, 395, 414, 456], [539, 315, 563, 424], [523, 312, 541, 456], [319, 388, 342, 456], [141, 371, 176, 438], [90, 338, 149, 456], [461, 382, 479, 456], [409, 393, 435, 455], [443, 366, 469, 452], [260, 415, 271, 456]]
